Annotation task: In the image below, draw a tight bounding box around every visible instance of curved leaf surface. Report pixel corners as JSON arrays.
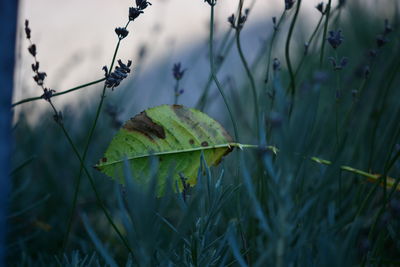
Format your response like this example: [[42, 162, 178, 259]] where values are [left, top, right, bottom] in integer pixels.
[[96, 104, 233, 193]]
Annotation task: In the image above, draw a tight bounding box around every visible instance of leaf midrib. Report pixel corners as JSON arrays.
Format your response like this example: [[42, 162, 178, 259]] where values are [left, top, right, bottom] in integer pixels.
[[97, 143, 237, 167]]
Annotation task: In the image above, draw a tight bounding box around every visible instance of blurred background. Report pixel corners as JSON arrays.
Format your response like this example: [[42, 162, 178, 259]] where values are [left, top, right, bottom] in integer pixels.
[[14, 0, 331, 118], [9, 0, 400, 265], [14, 0, 396, 121], [16, 0, 267, 104]]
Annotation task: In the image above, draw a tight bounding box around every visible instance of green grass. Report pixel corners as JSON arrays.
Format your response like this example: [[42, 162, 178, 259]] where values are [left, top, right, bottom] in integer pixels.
[[8, 0, 400, 266]]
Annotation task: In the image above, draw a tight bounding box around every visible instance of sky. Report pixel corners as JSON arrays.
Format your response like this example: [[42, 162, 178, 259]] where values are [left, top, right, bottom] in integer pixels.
[[15, 0, 274, 101], [15, 0, 390, 115]]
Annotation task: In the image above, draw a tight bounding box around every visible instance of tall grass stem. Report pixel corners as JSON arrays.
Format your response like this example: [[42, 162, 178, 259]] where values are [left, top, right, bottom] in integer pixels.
[[12, 78, 106, 108], [63, 38, 123, 249], [285, 0, 302, 115], [209, 4, 239, 142], [319, 0, 332, 67]]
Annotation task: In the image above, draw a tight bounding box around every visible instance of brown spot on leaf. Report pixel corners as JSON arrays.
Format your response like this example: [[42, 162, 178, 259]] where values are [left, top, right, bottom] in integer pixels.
[[101, 157, 107, 163], [172, 105, 234, 142], [124, 111, 166, 139], [189, 139, 195, 145], [221, 129, 234, 142], [201, 141, 209, 147], [213, 147, 234, 165], [222, 146, 234, 157], [172, 105, 193, 124]]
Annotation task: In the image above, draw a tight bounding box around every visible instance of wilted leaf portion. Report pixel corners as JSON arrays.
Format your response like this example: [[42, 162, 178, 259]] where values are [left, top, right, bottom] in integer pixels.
[[96, 104, 233, 194]]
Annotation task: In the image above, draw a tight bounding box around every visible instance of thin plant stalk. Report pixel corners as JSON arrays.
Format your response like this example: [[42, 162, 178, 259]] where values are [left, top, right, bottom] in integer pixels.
[[18, 24, 130, 251], [64, 20, 129, 248], [55, 112, 133, 255], [266, 69, 280, 139], [342, 66, 371, 128], [11, 78, 106, 108], [209, 3, 239, 141], [368, 147, 400, 241], [293, 7, 340, 90], [63, 40, 121, 249], [319, 0, 332, 67], [173, 79, 180, 105], [10, 156, 36, 176], [332, 4, 343, 28], [285, 0, 302, 115], [235, 4, 260, 141], [264, 11, 286, 86], [368, 57, 400, 169], [334, 51, 341, 149], [294, 12, 324, 79], [223, 143, 398, 190], [197, 0, 256, 111], [196, 0, 256, 111], [196, 28, 234, 111], [353, 122, 400, 221], [367, 105, 400, 234]]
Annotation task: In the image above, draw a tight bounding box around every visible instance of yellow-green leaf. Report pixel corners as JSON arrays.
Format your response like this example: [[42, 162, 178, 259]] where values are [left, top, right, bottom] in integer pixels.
[[96, 104, 233, 194]]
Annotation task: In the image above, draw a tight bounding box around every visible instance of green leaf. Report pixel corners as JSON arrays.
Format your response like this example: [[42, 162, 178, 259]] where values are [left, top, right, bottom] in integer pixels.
[[96, 104, 233, 194]]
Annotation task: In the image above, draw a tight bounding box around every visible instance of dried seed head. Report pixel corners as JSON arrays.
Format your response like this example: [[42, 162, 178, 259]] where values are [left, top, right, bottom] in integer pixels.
[[227, 9, 249, 30], [384, 19, 392, 35], [115, 27, 129, 40], [216, 55, 224, 66], [227, 14, 235, 29], [102, 66, 108, 76], [136, 0, 152, 10], [172, 63, 185, 80], [316, 2, 325, 14], [327, 30, 344, 49], [129, 7, 143, 21], [28, 44, 37, 57], [24, 20, 31, 39], [272, 16, 280, 31], [237, 13, 248, 29], [204, 0, 217, 6], [285, 0, 295, 10], [31, 62, 39, 72], [328, 56, 348, 70], [33, 72, 47, 85], [272, 58, 281, 71], [376, 34, 388, 48], [41, 88, 56, 102], [105, 59, 132, 89], [340, 57, 348, 68], [53, 111, 63, 124]]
